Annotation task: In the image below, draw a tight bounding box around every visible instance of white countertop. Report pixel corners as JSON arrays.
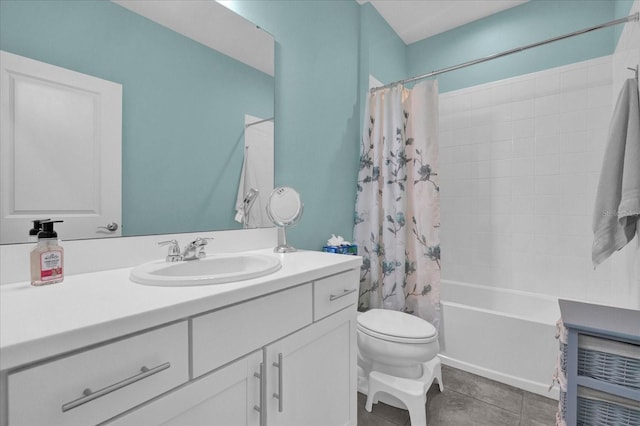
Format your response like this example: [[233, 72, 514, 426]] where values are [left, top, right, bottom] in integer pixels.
[[0, 249, 362, 371]]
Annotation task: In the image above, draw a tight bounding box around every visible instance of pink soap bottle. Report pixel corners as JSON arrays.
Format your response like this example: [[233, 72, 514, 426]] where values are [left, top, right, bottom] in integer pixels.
[[30, 220, 64, 286]]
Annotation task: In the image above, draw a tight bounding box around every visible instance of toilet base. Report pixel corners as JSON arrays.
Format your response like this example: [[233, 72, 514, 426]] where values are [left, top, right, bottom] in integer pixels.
[[358, 357, 443, 411]]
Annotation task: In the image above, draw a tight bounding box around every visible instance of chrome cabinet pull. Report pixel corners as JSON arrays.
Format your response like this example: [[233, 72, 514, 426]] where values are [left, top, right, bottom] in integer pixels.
[[253, 362, 266, 426], [61, 362, 170, 412], [329, 288, 357, 301], [272, 353, 283, 412]]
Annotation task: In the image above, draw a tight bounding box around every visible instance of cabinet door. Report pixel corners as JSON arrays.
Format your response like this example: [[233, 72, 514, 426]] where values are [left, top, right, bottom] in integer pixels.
[[107, 351, 262, 426], [265, 308, 357, 426]]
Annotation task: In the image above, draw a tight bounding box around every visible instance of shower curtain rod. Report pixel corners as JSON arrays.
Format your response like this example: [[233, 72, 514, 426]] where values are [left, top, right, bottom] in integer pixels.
[[371, 12, 640, 93], [245, 117, 274, 128]]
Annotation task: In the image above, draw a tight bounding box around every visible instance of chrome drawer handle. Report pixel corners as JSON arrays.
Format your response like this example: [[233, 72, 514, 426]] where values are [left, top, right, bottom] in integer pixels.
[[272, 353, 283, 412], [61, 362, 171, 412], [329, 288, 357, 301], [253, 362, 266, 426]]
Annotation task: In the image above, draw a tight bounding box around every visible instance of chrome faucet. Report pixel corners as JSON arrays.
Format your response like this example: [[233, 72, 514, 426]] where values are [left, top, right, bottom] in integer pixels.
[[158, 237, 213, 262], [158, 239, 182, 262], [181, 237, 212, 261]]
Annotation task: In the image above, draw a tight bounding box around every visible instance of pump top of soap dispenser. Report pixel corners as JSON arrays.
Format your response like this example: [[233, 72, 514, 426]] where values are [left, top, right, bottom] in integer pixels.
[[29, 219, 50, 240], [38, 220, 63, 239]]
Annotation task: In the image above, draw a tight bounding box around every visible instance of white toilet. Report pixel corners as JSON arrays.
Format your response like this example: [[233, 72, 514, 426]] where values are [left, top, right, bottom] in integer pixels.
[[357, 309, 443, 426]]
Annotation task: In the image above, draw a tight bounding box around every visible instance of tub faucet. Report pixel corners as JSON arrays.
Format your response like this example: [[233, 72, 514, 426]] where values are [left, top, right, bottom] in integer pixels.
[[182, 237, 212, 261]]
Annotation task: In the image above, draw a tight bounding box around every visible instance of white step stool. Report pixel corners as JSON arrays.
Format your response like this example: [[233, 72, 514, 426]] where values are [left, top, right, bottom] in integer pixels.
[[365, 357, 443, 426]]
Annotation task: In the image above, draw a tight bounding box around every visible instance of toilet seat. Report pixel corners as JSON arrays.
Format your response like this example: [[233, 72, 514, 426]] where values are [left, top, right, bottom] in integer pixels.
[[357, 309, 437, 344]]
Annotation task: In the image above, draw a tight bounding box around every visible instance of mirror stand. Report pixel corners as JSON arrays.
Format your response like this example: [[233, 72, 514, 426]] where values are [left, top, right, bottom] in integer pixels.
[[275, 227, 296, 253]]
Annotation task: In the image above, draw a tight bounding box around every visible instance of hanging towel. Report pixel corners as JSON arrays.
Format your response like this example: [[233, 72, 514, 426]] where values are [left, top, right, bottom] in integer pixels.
[[235, 115, 274, 227], [235, 146, 261, 227], [592, 78, 640, 267]]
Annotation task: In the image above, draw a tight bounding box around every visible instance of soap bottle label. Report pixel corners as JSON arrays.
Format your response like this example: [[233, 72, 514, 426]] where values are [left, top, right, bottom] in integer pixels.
[[40, 250, 63, 281]]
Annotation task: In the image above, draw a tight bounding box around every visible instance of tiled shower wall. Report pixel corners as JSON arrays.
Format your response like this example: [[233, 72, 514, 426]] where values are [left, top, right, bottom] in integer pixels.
[[439, 8, 640, 308]]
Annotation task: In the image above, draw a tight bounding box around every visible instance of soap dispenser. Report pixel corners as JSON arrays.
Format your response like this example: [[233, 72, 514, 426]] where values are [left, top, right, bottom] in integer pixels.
[[28, 219, 50, 242], [30, 220, 64, 286]]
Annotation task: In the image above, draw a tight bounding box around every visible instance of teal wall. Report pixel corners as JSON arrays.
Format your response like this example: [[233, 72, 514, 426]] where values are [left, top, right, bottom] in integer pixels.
[[226, 0, 634, 250], [2, 0, 635, 249], [359, 2, 408, 86], [407, 0, 635, 93], [357, 3, 408, 143], [0, 0, 274, 236], [220, 0, 362, 250]]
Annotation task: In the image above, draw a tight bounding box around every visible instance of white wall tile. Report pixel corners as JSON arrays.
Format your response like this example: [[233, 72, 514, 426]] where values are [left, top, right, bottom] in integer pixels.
[[511, 176, 535, 195], [438, 49, 636, 308], [510, 78, 536, 102], [536, 72, 561, 97], [560, 110, 587, 134], [534, 94, 561, 116], [562, 131, 589, 154], [512, 118, 535, 138], [535, 134, 562, 156], [511, 157, 535, 176], [560, 67, 588, 92], [511, 99, 535, 120], [561, 89, 588, 112], [491, 159, 512, 178], [535, 175, 561, 195], [587, 84, 613, 108], [535, 114, 560, 137], [587, 60, 613, 87], [535, 155, 560, 176], [491, 139, 513, 159], [586, 106, 613, 131], [512, 137, 535, 158]]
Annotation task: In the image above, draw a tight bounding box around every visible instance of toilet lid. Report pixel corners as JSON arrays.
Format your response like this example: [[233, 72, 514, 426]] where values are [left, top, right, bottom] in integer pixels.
[[357, 309, 437, 343]]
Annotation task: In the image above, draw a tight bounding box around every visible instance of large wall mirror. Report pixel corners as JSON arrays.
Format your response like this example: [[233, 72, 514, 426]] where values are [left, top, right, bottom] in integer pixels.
[[0, 0, 274, 244]]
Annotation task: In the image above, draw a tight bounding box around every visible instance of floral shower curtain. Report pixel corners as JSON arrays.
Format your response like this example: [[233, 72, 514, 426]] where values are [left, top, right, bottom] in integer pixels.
[[354, 80, 441, 328]]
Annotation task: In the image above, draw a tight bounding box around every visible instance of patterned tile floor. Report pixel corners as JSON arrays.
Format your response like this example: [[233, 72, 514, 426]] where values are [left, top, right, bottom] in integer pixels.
[[357, 365, 558, 426]]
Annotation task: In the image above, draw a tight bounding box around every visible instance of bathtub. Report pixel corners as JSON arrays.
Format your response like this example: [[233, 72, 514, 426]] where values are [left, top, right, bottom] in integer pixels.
[[440, 280, 560, 399]]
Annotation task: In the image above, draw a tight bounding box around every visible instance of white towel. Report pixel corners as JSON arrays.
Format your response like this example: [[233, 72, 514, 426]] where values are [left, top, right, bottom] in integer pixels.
[[235, 146, 262, 227], [592, 78, 640, 267], [235, 115, 274, 227]]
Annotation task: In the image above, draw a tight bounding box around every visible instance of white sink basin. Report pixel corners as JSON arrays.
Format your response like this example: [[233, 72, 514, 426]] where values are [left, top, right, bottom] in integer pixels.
[[130, 253, 282, 286]]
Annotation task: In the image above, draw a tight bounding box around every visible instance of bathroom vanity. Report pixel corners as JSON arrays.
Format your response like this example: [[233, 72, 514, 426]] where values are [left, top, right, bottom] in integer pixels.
[[0, 245, 361, 426]]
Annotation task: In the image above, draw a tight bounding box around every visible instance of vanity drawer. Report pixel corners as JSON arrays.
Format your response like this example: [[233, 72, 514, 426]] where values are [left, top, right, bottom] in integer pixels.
[[192, 283, 312, 377], [8, 321, 189, 426], [314, 269, 359, 321]]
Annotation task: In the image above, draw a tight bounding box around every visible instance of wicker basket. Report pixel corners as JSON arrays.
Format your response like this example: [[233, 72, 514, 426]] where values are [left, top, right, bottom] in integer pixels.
[[578, 335, 640, 390], [577, 396, 640, 426]]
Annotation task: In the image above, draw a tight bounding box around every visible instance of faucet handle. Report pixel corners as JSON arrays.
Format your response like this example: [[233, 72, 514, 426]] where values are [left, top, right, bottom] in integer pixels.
[[193, 237, 214, 246], [184, 237, 214, 260], [158, 239, 182, 262]]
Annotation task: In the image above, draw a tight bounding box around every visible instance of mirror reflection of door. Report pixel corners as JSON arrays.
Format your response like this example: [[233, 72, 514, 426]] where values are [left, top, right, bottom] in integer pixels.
[[0, 51, 122, 243]]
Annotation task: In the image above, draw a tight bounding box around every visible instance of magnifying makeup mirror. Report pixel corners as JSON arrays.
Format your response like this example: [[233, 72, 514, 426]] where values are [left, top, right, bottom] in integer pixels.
[[266, 186, 303, 253]]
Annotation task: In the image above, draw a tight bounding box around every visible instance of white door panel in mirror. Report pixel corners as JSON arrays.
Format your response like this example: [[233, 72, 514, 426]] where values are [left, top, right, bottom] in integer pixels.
[[0, 50, 122, 244]]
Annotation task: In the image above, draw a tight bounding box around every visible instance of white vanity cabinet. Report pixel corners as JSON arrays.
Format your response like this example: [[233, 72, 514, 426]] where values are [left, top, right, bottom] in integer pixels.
[[0, 252, 361, 426], [110, 270, 359, 426]]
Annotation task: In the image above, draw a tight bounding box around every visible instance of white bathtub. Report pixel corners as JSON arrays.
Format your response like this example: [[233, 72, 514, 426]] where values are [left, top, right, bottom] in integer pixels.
[[440, 280, 560, 399]]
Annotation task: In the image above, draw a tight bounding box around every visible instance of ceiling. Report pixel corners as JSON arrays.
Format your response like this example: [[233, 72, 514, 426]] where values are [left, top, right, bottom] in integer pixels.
[[358, 0, 529, 44]]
